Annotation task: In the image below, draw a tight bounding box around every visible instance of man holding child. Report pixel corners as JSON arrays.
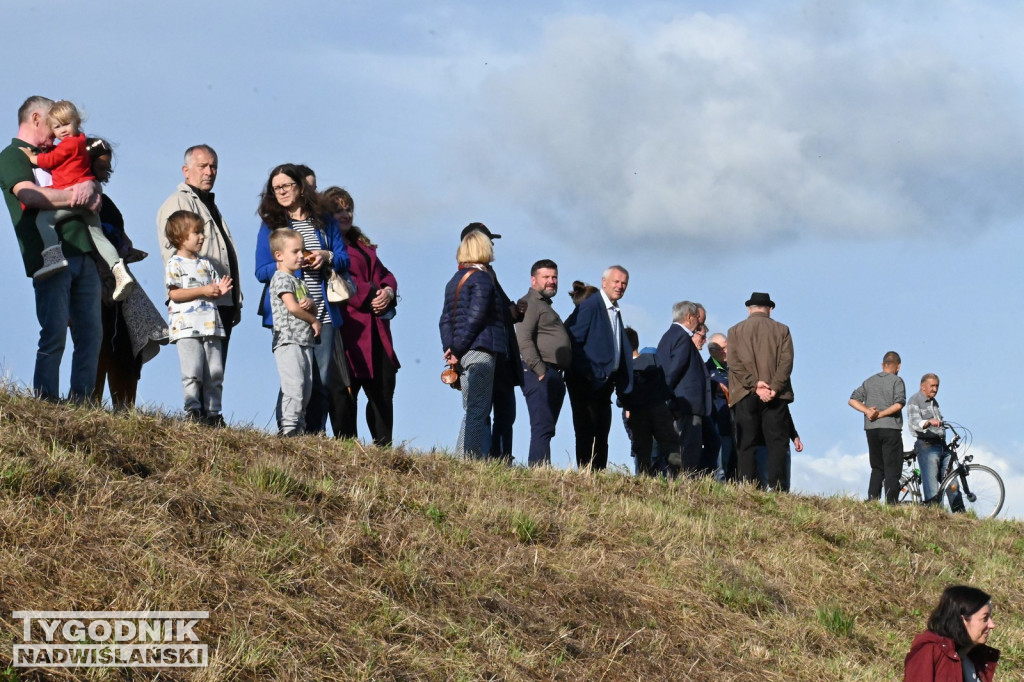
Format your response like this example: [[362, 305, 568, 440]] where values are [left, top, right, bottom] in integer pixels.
[[0, 96, 103, 402]]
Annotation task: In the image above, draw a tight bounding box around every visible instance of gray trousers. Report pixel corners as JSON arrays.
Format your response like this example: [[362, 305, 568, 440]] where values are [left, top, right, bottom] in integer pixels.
[[175, 337, 224, 415], [39, 208, 120, 268], [275, 342, 313, 435], [456, 350, 496, 459]]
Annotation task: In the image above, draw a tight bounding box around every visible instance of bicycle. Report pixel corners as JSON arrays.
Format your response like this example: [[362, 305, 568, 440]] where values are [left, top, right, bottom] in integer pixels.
[[897, 422, 1005, 519]]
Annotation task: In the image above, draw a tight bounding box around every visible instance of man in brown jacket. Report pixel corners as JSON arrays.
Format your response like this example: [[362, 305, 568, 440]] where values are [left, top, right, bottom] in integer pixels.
[[727, 292, 794, 491]]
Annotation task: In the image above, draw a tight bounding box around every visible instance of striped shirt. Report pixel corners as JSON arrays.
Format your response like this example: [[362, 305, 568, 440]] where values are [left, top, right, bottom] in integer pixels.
[[292, 218, 327, 322]]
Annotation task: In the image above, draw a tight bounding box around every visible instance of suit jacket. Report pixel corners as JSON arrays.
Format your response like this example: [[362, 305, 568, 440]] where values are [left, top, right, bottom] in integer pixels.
[[656, 324, 711, 417], [565, 293, 633, 393], [726, 311, 794, 407]]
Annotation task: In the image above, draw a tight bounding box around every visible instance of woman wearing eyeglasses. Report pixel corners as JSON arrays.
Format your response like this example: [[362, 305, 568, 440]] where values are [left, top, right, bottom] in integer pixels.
[[254, 163, 350, 435]]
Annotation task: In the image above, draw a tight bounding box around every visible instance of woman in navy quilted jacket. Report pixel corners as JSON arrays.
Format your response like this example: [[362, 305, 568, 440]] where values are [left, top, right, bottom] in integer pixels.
[[439, 230, 505, 459]]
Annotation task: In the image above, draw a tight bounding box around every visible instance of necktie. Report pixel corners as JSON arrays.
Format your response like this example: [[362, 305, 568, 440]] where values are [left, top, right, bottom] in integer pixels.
[[612, 306, 621, 368]]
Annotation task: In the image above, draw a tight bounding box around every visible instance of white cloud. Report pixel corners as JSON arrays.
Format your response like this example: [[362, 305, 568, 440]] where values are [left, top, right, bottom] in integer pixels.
[[466, 8, 1024, 250], [793, 441, 1023, 520]]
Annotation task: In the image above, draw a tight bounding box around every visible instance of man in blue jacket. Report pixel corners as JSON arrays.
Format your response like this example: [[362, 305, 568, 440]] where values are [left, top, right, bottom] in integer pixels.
[[565, 265, 633, 470], [656, 301, 711, 475]]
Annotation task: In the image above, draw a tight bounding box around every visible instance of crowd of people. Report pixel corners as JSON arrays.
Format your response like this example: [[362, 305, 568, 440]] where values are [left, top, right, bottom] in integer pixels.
[[0, 96, 398, 442], [0, 96, 1005, 680], [0, 95, 982, 504], [439, 224, 800, 489]]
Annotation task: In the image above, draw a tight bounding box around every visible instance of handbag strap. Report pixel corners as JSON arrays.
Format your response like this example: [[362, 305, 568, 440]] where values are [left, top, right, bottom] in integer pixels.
[[450, 268, 475, 331]]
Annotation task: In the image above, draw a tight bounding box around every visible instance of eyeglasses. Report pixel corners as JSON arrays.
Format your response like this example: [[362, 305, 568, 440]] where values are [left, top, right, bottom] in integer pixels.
[[272, 182, 298, 194]]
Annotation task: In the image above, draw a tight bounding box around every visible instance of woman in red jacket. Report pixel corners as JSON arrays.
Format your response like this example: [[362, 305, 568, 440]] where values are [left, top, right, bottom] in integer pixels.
[[322, 187, 400, 447], [904, 585, 998, 681]]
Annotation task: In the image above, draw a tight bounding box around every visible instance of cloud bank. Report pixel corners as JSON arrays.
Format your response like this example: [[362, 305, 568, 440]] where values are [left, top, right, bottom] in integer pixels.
[[468, 8, 1024, 249]]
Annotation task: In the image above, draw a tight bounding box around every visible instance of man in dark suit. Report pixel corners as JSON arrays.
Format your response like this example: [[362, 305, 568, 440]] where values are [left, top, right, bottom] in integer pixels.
[[656, 301, 712, 475], [565, 265, 633, 470], [727, 292, 795, 491]]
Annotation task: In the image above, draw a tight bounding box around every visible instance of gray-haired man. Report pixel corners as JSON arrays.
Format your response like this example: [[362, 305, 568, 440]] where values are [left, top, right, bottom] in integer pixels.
[[157, 145, 242, 358]]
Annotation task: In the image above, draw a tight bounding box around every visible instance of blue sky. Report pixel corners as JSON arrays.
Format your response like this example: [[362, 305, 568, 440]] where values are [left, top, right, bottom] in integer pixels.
[[3, 1, 1023, 517]]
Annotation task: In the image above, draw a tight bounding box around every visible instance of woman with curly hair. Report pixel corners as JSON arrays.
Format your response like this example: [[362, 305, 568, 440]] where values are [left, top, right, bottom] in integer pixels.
[[254, 163, 350, 434]]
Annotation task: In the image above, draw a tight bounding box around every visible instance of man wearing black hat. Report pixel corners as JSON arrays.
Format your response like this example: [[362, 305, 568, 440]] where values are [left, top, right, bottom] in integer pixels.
[[727, 292, 795, 491], [460, 223, 524, 463]]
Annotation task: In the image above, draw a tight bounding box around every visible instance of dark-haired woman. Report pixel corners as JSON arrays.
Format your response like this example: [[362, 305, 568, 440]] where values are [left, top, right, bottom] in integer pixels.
[[255, 164, 350, 434], [904, 585, 999, 681], [322, 187, 399, 446], [86, 138, 168, 409]]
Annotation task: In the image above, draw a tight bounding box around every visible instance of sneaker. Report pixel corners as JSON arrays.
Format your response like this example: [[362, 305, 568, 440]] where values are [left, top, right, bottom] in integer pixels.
[[204, 414, 226, 428], [34, 245, 69, 280], [111, 259, 135, 302], [184, 409, 203, 423]]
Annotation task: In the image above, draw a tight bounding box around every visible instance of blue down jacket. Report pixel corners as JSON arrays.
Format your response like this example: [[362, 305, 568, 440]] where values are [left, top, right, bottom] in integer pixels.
[[439, 266, 506, 359]]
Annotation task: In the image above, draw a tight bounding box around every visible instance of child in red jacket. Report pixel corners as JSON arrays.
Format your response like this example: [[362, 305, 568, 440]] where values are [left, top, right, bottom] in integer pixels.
[[20, 100, 135, 300]]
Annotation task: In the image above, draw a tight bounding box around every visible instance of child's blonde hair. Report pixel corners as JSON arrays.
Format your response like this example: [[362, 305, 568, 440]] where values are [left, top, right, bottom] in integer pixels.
[[270, 228, 302, 254], [46, 100, 82, 129], [165, 210, 204, 249]]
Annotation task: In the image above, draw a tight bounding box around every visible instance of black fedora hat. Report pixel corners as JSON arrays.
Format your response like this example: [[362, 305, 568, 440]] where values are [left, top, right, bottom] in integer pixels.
[[745, 292, 775, 308], [460, 222, 501, 241]]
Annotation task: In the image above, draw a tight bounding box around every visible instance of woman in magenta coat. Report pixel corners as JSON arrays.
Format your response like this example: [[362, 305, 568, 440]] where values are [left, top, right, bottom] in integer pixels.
[[323, 187, 399, 446], [904, 585, 998, 682]]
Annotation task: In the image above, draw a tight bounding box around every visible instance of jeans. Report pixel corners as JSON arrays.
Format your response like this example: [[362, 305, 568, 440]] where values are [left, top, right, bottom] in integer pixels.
[[520, 363, 566, 466], [33, 255, 102, 402], [915, 438, 962, 508], [456, 350, 496, 459], [305, 322, 336, 434]]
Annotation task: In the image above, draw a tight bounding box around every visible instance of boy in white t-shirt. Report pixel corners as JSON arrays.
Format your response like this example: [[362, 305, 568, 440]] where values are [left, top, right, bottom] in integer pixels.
[[164, 210, 233, 425]]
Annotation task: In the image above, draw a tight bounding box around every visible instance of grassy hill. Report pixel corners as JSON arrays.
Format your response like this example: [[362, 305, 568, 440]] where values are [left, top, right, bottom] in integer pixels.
[[0, 390, 1020, 681]]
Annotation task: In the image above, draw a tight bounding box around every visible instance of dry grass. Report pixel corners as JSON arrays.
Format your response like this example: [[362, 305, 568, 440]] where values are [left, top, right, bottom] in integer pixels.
[[0, 389, 1020, 680]]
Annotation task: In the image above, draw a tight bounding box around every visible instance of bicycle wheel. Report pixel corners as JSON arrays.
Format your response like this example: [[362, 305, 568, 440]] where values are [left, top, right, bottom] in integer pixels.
[[939, 464, 1005, 519], [898, 473, 922, 505]]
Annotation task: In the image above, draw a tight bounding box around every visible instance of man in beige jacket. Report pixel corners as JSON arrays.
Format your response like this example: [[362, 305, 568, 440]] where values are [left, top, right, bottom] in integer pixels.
[[156, 145, 242, 359], [727, 292, 794, 491]]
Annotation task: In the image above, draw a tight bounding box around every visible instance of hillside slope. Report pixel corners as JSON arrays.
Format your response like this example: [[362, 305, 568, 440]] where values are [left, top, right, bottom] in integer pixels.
[[0, 391, 1019, 681]]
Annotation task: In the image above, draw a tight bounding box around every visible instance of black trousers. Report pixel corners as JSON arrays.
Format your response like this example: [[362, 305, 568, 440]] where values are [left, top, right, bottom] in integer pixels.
[[566, 376, 615, 470], [733, 394, 791, 490], [92, 300, 141, 409], [866, 428, 903, 504], [331, 336, 397, 447], [489, 359, 517, 462], [628, 401, 679, 476]]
